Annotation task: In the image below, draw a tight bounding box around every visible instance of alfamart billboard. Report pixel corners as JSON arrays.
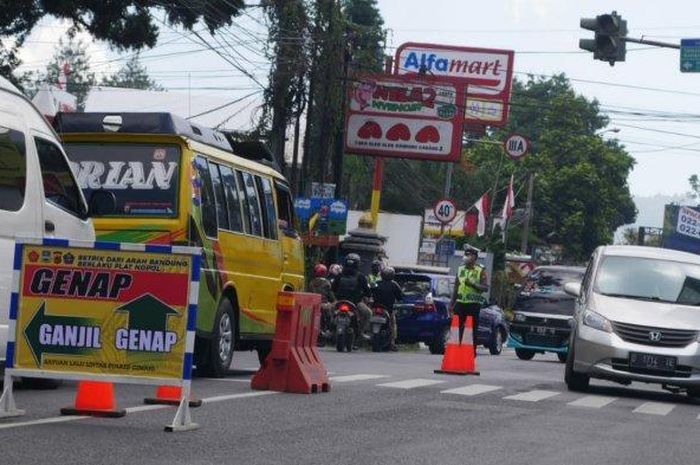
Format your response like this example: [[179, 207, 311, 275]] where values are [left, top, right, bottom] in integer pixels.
[[662, 204, 700, 254]]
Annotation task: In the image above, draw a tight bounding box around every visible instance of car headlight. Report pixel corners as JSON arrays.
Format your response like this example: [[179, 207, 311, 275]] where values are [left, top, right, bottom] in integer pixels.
[[582, 310, 612, 333], [514, 313, 527, 322]]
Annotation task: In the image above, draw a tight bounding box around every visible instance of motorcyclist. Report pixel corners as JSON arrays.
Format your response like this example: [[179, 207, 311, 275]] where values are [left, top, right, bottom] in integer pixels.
[[368, 259, 383, 288], [331, 253, 372, 347], [371, 266, 403, 352], [308, 263, 335, 341]]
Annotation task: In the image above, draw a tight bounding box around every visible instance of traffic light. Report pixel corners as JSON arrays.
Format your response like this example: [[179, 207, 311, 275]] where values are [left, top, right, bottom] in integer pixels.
[[579, 11, 628, 66]]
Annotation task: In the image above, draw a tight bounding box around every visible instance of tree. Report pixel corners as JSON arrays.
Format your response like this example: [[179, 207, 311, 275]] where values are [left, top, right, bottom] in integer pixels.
[[35, 37, 96, 110], [0, 0, 245, 83], [688, 174, 700, 200], [468, 74, 637, 261], [101, 54, 162, 90]]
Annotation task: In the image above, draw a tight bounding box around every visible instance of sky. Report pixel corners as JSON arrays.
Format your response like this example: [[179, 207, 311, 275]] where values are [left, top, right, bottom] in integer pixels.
[[13, 0, 700, 200]]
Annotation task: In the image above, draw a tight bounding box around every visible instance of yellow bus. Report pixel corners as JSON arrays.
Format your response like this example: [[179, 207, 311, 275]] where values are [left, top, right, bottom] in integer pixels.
[[56, 112, 305, 376]]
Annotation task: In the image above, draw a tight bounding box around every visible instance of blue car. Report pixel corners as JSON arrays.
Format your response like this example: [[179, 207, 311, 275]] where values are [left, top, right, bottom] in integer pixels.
[[393, 272, 509, 355]]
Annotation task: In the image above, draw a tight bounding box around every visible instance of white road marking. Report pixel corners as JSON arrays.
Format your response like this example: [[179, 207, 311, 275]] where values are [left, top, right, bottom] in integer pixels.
[[567, 395, 617, 409], [633, 402, 675, 416], [504, 390, 560, 402], [441, 384, 503, 396], [330, 374, 389, 383], [200, 378, 251, 383], [378, 379, 445, 389], [0, 391, 277, 430]]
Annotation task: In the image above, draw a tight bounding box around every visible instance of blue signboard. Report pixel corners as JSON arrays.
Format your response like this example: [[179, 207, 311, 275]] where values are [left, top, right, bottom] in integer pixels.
[[294, 197, 349, 235], [681, 39, 700, 73]]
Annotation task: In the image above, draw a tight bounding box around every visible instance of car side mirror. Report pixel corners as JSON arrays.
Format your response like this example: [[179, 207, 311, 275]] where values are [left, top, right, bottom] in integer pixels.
[[564, 282, 582, 297], [88, 190, 116, 217]]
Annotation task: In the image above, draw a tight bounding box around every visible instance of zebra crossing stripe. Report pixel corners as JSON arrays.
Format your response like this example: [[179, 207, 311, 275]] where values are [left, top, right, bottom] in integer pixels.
[[441, 384, 503, 396], [504, 390, 560, 402], [378, 379, 446, 389], [330, 374, 389, 383], [633, 402, 675, 416], [567, 395, 617, 408]]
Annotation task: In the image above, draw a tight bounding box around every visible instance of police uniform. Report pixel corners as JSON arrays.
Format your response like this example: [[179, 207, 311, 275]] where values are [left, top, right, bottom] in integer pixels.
[[453, 263, 486, 356]]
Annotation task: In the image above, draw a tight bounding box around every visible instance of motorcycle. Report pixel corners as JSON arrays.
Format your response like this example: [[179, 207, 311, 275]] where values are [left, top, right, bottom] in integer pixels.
[[334, 300, 358, 352], [370, 304, 392, 352]]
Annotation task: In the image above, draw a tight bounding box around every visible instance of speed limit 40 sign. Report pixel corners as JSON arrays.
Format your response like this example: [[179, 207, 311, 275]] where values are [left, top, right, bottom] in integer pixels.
[[433, 199, 457, 224]]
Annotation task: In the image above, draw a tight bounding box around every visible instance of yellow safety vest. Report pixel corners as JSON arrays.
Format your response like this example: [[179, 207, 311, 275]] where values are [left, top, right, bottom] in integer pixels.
[[457, 265, 484, 304]]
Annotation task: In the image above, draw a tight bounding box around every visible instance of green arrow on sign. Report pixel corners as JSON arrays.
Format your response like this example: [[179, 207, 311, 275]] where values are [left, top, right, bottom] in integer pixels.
[[23, 302, 98, 366], [115, 293, 179, 331]]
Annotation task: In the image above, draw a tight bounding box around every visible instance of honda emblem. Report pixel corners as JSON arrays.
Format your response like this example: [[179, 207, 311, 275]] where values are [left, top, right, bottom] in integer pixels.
[[648, 331, 662, 342]]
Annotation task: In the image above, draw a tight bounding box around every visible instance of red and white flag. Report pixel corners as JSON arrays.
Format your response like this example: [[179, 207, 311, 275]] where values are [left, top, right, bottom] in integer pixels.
[[501, 174, 515, 221], [464, 192, 490, 237]]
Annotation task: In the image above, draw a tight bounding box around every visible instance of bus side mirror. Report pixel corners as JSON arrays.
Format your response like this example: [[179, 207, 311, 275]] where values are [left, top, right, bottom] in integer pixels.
[[88, 190, 116, 217]]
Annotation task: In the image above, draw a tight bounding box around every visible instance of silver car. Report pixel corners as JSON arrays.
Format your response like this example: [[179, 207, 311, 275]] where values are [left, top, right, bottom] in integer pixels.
[[564, 245, 700, 397]]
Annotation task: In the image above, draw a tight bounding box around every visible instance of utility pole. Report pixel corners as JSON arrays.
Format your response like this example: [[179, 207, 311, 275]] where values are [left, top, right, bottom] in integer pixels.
[[520, 172, 535, 254], [444, 163, 453, 198]]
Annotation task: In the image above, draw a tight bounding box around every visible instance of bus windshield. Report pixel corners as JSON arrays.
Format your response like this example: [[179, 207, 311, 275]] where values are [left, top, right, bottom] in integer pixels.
[[65, 143, 180, 217]]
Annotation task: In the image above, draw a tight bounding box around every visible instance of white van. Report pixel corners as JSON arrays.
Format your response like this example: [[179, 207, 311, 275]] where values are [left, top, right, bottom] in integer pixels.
[[0, 77, 95, 369]]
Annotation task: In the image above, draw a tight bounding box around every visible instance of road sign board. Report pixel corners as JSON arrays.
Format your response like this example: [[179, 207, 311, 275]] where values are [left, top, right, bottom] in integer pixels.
[[433, 199, 458, 224], [504, 134, 530, 159], [436, 238, 456, 256], [681, 39, 700, 72]]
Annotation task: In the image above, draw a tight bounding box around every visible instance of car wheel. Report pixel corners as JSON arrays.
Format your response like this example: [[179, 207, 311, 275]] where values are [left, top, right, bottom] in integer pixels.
[[515, 348, 535, 360], [200, 298, 235, 378], [557, 352, 568, 363], [429, 329, 448, 355], [565, 341, 590, 392], [489, 328, 505, 355]]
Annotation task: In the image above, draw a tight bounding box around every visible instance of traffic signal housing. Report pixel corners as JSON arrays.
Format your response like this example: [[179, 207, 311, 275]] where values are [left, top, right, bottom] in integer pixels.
[[579, 11, 628, 66]]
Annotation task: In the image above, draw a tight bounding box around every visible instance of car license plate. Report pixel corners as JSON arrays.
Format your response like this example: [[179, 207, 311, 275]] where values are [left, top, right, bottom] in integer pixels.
[[531, 326, 547, 335], [629, 353, 677, 373]]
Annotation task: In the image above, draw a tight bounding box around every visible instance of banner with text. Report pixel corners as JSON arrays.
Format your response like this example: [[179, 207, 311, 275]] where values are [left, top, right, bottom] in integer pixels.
[[10, 242, 198, 380]]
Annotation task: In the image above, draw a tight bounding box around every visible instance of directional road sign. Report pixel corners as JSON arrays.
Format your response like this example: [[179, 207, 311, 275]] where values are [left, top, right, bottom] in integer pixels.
[[681, 39, 700, 72]]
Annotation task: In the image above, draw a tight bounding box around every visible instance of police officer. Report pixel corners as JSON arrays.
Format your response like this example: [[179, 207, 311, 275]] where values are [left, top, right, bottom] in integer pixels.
[[449, 247, 489, 357], [368, 259, 383, 288]]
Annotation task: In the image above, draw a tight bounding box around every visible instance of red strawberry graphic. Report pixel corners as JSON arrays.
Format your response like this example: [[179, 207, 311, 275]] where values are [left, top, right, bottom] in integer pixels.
[[386, 123, 411, 141], [357, 121, 382, 139], [415, 125, 440, 143]]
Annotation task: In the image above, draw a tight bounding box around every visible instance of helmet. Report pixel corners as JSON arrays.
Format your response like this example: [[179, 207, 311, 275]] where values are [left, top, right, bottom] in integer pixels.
[[329, 264, 342, 276], [380, 266, 395, 281], [313, 263, 328, 278], [344, 253, 361, 270], [371, 259, 383, 274]]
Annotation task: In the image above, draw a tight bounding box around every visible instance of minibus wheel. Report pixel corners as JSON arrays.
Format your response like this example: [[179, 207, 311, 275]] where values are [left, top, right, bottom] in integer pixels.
[[202, 299, 236, 377]]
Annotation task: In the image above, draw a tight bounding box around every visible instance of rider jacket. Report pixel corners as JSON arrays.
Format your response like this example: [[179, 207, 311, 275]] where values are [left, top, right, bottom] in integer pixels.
[[332, 270, 369, 304]]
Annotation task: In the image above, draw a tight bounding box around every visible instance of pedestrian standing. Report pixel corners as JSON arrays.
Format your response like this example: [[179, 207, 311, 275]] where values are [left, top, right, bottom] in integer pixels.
[[449, 248, 489, 357]]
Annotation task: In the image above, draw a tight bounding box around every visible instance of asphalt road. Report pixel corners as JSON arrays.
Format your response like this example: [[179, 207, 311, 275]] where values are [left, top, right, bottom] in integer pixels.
[[2, 346, 700, 465]]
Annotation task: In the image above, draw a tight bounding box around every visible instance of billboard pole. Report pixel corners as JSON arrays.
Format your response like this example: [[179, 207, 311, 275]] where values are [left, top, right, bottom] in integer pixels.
[[369, 56, 394, 231]]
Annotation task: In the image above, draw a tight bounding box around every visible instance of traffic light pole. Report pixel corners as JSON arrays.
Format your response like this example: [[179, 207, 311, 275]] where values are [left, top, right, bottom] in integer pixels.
[[622, 37, 680, 50]]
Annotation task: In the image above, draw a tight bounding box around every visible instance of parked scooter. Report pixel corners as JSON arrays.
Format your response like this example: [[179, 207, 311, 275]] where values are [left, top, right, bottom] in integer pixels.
[[370, 303, 392, 352], [334, 300, 358, 352]]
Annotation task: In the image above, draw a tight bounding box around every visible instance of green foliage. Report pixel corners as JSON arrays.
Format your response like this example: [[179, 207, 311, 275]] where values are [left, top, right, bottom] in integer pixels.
[[0, 0, 244, 86], [343, 0, 386, 73], [101, 54, 162, 91], [689, 174, 700, 200], [32, 37, 96, 110]]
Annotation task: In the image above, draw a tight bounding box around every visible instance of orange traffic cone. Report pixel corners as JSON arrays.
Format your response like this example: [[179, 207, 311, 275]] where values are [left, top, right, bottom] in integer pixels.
[[144, 385, 202, 407], [434, 315, 480, 376], [60, 381, 126, 418]]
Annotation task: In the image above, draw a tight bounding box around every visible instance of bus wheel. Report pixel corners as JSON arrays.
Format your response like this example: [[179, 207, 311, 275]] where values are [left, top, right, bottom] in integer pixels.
[[203, 299, 236, 378]]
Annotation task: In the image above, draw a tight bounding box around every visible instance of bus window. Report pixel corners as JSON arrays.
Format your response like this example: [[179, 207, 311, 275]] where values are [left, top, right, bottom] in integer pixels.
[[218, 165, 244, 233], [256, 176, 278, 240], [274, 181, 296, 236], [240, 171, 263, 237], [234, 170, 252, 234], [193, 156, 217, 238], [208, 162, 229, 231]]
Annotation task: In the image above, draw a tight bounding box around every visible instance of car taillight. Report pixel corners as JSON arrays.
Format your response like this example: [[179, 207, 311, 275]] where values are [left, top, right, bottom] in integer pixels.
[[415, 303, 436, 312], [338, 303, 351, 313]]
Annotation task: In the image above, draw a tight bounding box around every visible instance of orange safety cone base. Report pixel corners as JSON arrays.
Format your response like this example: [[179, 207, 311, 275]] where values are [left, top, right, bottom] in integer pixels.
[[144, 386, 202, 407], [61, 381, 126, 418], [433, 369, 480, 376]]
